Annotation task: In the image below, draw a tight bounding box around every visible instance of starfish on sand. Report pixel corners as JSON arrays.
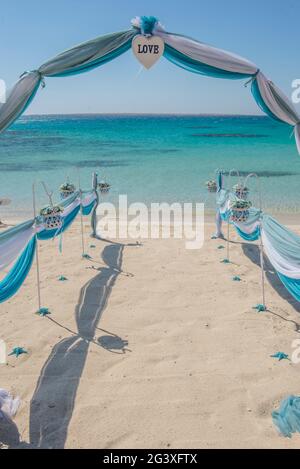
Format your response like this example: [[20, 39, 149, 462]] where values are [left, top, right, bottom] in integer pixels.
[[9, 347, 28, 358]]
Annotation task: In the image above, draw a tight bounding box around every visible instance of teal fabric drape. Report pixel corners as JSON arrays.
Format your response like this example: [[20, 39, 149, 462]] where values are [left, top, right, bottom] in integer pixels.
[[37, 205, 80, 241], [82, 200, 96, 216], [39, 30, 136, 78], [217, 171, 223, 192], [0, 17, 299, 154], [0, 219, 34, 245], [235, 225, 260, 241], [164, 44, 253, 80], [262, 215, 300, 262], [272, 395, 300, 438], [0, 218, 35, 271], [59, 191, 80, 207], [277, 273, 300, 302], [0, 236, 36, 303], [0, 30, 136, 133], [251, 78, 283, 123], [0, 71, 41, 133], [0, 187, 96, 303], [215, 183, 300, 303]]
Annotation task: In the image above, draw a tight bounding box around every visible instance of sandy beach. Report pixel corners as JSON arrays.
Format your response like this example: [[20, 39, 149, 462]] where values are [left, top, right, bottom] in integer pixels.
[[1, 218, 300, 449]]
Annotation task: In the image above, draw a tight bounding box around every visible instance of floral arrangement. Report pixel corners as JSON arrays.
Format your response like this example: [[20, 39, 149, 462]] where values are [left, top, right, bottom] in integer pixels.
[[230, 199, 252, 223], [40, 205, 63, 217], [39, 205, 64, 230], [60, 182, 76, 193], [98, 181, 111, 193], [231, 200, 252, 210], [206, 180, 217, 192], [233, 184, 249, 199]]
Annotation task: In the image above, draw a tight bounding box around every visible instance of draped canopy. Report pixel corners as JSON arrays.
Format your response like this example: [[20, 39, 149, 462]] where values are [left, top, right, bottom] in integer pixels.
[[216, 172, 300, 302], [0, 189, 97, 303], [0, 16, 299, 153]]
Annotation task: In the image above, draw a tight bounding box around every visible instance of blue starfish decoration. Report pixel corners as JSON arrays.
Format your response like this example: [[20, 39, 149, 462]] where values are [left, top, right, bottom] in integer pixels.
[[9, 347, 28, 358], [221, 258, 230, 264], [271, 352, 289, 361], [58, 275, 68, 281], [253, 304, 266, 312], [82, 253, 92, 259], [233, 276, 241, 282], [37, 307, 51, 317]]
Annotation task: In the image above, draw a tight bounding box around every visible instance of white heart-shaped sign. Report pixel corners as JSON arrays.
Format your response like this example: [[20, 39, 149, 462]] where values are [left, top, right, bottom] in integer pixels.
[[132, 35, 164, 69]]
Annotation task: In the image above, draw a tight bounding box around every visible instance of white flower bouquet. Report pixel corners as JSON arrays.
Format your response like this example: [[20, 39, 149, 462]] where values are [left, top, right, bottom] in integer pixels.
[[206, 180, 217, 193], [230, 199, 252, 223], [233, 184, 249, 200], [40, 205, 64, 230], [59, 182, 76, 199], [98, 181, 111, 193]]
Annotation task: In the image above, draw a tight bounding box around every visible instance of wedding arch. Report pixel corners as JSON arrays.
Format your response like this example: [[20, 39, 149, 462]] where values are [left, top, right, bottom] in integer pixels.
[[0, 16, 299, 153]]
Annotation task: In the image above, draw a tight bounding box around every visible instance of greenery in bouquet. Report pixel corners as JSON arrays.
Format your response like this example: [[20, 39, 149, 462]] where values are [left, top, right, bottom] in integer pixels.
[[232, 199, 252, 210], [60, 182, 76, 192], [233, 184, 249, 194], [98, 181, 111, 191], [40, 205, 64, 217], [206, 180, 217, 192], [206, 180, 217, 187]]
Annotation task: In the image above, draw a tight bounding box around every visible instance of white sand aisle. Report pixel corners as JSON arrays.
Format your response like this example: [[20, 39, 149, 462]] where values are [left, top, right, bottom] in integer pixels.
[[1, 222, 300, 448]]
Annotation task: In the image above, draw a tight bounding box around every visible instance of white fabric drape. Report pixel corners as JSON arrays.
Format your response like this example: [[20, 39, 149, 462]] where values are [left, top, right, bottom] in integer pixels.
[[0, 191, 96, 270], [0, 18, 299, 155], [81, 191, 97, 208], [262, 229, 300, 279], [0, 71, 41, 133], [214, 210, 223, 237], [158, 32, 258, 75], [39, 30, 135, 77], [234, 217, 260, 235], [255, 71, 300, 126], [0, 225, 35, 271], [0, 30, 135, 133]]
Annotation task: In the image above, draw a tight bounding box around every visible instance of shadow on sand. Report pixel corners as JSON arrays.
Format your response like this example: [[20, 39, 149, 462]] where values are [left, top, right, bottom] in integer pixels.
[[242, 243, 300, 329], [28, 242, 125, 448], [0, 417, 21, 449]]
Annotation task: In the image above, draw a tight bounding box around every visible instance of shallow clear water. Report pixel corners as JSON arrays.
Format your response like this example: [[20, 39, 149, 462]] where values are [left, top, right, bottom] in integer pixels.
[[0, 114, 299, 218]]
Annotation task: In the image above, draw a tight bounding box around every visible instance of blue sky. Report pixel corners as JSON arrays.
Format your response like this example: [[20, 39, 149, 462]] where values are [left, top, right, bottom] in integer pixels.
[[1, 0, 299, 114]]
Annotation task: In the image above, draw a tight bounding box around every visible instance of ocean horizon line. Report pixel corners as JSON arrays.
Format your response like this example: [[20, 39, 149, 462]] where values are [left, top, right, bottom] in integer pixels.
[[22, 112, 267, 118]]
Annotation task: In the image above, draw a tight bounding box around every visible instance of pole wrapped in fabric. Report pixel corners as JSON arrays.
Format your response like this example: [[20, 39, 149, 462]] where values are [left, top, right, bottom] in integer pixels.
[[295, 124, 300, 154]]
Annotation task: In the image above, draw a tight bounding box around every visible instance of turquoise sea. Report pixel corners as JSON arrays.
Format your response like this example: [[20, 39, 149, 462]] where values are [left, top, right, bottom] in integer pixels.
[[0, 114, 299, 218]]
